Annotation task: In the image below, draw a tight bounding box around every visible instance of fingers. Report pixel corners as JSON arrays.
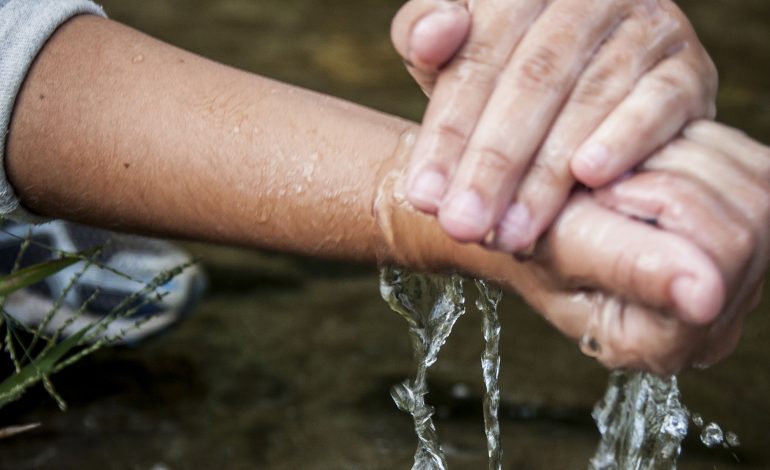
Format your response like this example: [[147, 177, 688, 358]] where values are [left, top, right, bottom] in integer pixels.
[[571, 43, 717, 187], [601, 135, 770, 327], [513, 12, 676, 250], [540, 291, 705, 375], [391, 0, 471, 94], [543, 193, 724, 325], [436, 0, 634, 243], [684, 120, 770, 181], [404, 0, 549, 214], [594, 170, 753, 312], [641, 137, 770, 224]]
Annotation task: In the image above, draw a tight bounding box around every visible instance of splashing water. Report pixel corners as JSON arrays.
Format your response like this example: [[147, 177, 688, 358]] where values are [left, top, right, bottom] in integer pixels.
[[380, 267, 466, 470], [589, 371, 689, 470], [475, 280, 503, 470], [380, 268, 737, 470], [380, 268, 504, 470]]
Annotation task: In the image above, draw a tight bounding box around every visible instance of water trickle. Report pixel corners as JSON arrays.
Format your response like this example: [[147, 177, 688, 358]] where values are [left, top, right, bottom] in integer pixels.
[[589, 371, 688, 470], [380, 269, 505, 470], [380, 268, 732, 470], [380, 267, 466, 470], [475, 280, 503, 470]]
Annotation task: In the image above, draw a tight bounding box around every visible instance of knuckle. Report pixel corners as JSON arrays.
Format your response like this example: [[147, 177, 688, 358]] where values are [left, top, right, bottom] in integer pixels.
[[454, 39, 506, 75], [611, 250, 642, 296], [528, 155, 569, 188], [571, 59, 630, 108], [647, 70, 685, 97], [514, 44, 565, 92], [476, 145, 517, 175], [435, 122, 470, 147], [732, 224, 757, 259]]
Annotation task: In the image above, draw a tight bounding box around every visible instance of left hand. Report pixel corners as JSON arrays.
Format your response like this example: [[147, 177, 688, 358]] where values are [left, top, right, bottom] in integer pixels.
[[585, 121, 770, 371], [391, 0, 717, 253]]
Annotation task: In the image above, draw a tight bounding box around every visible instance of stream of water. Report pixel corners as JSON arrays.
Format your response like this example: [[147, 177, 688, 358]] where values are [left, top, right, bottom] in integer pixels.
[[380, 268, 739, 470]]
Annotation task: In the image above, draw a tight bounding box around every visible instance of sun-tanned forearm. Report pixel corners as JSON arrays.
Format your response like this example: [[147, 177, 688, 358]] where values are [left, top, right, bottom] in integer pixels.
[[7, 15, 421, 263]]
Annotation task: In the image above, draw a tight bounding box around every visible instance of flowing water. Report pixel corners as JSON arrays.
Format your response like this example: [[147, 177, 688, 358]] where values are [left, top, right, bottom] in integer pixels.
[[1, 1, 769, 469], [380, 269, 503, 470], [589, 372, 689, 470], [380, 267, 466, 469], [381, 268, 741, 470]]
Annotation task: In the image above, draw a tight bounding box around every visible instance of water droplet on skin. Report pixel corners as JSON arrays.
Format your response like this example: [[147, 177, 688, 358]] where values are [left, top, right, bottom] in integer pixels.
[[233, 126, 240, 134], [700, 422, 725, 448], [132, 54, 144, 64]]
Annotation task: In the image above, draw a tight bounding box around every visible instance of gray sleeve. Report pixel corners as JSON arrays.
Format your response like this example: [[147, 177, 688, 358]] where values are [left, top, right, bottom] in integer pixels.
[[0, 0, 106, 223]]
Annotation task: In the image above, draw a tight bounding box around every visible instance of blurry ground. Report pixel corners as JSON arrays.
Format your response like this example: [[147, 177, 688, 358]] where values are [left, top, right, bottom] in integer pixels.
[[2, 1, 770, 469]]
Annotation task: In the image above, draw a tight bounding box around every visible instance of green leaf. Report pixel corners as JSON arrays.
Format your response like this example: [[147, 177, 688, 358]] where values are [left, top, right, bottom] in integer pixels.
[[0, 323, 93, 408], [0, 249, 97, 297]]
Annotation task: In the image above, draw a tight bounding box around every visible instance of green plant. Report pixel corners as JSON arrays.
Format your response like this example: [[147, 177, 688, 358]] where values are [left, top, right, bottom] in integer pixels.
[[0, 230, 192, 425]]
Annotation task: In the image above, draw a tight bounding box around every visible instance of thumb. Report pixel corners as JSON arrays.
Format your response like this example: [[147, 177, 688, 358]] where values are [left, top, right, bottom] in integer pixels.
[[544, 193, 725, 326], [391, 0, 470, 93]]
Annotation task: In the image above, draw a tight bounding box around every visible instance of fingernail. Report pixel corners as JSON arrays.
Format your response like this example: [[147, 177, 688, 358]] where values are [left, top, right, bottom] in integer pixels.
[[671, 275, 711, 323], [494, 203, 532, 252], [408, 170, 447, 209], [442, 190, 487, 231], [673, 273, 725, 325], [575, 144, 610, 173], [411, 9, 462, 65]]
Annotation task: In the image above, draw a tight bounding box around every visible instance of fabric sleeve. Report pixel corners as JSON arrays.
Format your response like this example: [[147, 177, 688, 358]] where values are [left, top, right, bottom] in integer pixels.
[[0, 0, 106, 223]]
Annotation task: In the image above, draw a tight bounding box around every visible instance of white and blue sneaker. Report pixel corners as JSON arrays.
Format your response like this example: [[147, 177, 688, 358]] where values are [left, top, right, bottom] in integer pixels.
[[0, 220, 206, 345]]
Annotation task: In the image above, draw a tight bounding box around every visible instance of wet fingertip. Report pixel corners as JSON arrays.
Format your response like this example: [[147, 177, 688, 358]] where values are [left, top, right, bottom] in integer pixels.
[[670, 273, 724, 325], [407, 169, 447, 213], [572, 143, 610, 187], [438, 190, 490, 242], [493, 203, 534, 253], [410, 7, 470, 69]]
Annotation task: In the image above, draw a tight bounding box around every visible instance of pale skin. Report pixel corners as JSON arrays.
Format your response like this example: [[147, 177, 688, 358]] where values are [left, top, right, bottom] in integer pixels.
[[5, 16, 769, 375], [391, 0, 717, 253]]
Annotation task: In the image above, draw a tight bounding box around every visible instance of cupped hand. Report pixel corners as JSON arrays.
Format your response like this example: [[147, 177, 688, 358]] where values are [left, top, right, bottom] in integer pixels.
[[529, 121, 769, 374], [391, 0, 717, 253]]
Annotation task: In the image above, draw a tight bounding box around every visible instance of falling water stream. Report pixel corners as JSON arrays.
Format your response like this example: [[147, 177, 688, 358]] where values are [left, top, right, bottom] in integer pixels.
[[380, 268, 738, 470]]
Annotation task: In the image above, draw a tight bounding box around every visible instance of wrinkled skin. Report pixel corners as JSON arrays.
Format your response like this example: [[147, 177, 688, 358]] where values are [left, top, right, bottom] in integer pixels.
[[506, 121, 768, 375], [391, 0, 717, 253], [378, 121, 769, 376]]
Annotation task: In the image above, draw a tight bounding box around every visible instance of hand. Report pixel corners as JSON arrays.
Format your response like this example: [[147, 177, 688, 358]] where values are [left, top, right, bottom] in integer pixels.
[[531, 121, 768, 374], [382, 121, 768, 375], [585, 121, 770, 372], [391, 0, 717, 253]]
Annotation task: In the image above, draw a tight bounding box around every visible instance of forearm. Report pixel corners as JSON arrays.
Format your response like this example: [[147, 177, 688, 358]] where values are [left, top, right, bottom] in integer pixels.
[[6, 15, 512, 276], [8, 17, 399, 260]]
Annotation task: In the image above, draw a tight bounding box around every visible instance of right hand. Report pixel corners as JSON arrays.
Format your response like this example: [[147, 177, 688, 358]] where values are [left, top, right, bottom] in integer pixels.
[[391, 0, 717, 253]]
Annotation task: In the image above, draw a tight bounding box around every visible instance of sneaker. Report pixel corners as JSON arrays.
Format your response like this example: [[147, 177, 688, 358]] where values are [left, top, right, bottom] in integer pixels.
[[0, 220, 206, 345]]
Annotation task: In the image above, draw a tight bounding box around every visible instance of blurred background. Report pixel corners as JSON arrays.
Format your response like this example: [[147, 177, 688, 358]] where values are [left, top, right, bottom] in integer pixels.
[[1, 0, 769, 468]]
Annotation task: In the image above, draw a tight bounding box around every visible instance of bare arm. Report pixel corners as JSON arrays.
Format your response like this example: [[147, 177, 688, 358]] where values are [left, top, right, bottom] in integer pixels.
[[7, 16, 410, 262], [7, 16, 764, 374]]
